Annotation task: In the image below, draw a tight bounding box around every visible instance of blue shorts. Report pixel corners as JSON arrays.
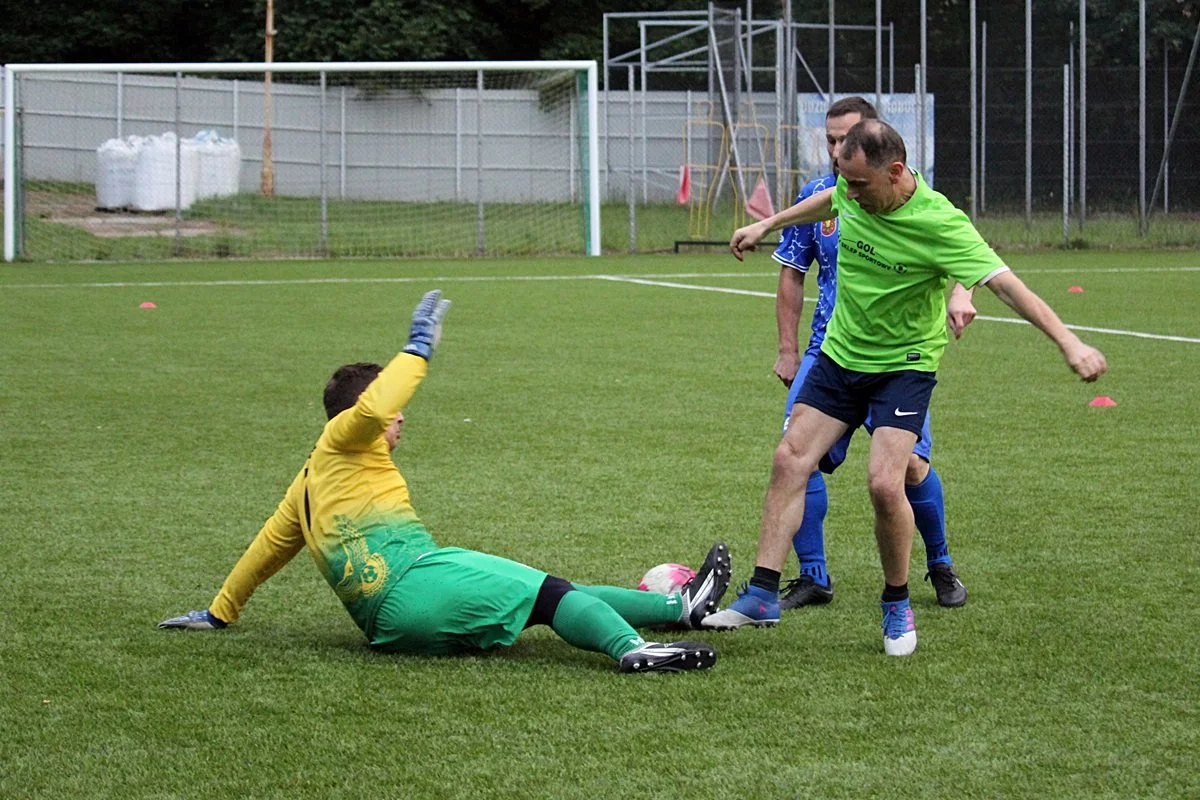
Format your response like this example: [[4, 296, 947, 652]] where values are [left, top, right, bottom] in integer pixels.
[[784, 348, 935, 474]]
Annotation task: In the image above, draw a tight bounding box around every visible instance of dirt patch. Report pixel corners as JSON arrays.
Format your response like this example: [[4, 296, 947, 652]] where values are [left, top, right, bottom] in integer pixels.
[[46, 213, 229, 238], [25, 189, 238, 238]]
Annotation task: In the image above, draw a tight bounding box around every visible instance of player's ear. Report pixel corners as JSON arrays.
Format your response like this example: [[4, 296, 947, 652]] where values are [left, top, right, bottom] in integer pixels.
[[887, 161, 905, 183]]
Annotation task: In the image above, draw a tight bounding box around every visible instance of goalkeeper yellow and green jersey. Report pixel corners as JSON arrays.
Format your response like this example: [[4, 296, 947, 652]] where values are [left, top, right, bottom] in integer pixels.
[[823, 170, 1008, 373], [209, 352, 437, 639]]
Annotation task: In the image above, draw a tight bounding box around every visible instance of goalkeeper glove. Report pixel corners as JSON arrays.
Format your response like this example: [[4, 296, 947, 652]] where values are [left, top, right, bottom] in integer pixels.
[[158, 609, 227, 630], [402, 289, 452, 361]]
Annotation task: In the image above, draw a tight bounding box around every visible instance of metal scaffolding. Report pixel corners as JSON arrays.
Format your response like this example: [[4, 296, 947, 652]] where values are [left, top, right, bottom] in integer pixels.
[[601, 2, 894, 247]]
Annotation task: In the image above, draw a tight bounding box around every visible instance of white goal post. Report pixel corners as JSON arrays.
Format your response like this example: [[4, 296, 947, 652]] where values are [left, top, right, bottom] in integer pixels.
[[3, 61, 601, 261]]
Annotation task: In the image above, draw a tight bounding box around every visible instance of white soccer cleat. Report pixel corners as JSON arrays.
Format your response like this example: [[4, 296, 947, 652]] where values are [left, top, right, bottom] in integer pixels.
[[881, 600, 917, 656]]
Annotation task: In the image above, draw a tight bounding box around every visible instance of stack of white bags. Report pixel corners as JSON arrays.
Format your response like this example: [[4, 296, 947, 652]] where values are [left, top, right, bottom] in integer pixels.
[[95, 130, 242, 211]]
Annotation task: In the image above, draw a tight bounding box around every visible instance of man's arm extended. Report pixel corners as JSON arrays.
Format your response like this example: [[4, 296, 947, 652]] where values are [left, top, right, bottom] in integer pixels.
[[982, 270, 1107, 381], [731, 187, 836, 261], [774, 267, 807, 386], [324, 290, 451, 451], [159, 473, 307, 630], [325, 352, 428, 451]]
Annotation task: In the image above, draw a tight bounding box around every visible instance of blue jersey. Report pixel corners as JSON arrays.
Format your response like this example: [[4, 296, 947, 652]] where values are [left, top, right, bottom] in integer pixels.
[[771, 174, 839, 354]]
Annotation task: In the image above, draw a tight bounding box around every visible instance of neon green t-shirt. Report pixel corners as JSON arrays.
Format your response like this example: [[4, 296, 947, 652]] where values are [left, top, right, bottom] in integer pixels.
[[823, 170, 1007, 373]]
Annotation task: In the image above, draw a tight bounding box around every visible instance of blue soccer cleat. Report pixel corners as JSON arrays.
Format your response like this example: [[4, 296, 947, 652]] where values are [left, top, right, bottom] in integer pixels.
[[881, 598, 917, 656], [700, 583, 780, 630]]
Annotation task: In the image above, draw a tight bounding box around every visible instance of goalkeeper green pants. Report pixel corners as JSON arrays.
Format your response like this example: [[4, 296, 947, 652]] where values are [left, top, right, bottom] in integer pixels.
[[368, 547, 683, 658]]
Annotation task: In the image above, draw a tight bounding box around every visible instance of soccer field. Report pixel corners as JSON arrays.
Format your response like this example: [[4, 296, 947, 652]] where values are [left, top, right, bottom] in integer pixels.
[[2, 250, 1197, 798]]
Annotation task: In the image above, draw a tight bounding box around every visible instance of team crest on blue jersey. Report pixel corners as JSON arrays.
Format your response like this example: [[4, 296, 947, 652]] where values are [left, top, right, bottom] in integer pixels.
[[821, 218, 837, 237]]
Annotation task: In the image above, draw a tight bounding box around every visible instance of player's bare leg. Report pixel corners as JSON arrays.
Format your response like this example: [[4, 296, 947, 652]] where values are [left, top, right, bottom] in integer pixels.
[[760, 405, 850, 571], [704, 405, 848, 629]]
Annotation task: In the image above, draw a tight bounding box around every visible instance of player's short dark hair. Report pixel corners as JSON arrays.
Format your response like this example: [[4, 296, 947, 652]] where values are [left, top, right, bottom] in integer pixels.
[[839, 119, 907, 169], [323, 362, 383, 419], [826, 96, 879, 121]]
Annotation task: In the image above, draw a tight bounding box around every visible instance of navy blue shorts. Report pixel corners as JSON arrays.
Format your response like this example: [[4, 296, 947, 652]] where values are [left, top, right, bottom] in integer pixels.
[[784, 347, 934, 474], [794, 351, 937, 440]]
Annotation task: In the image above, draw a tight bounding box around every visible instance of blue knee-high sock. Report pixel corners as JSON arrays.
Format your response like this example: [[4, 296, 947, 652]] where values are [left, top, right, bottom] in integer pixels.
[[907, 466, 951, 568], [792, 472, 830, 587]]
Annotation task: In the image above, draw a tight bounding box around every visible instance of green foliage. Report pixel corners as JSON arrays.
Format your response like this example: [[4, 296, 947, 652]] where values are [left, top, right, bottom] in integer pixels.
[[9, 0, 1193, 68], [0, 0, 256, 63], [1052, 0, 1200, 64]]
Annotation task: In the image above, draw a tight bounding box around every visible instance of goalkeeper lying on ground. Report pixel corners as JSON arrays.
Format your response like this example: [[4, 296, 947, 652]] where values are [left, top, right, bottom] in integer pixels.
[[160, 290, 729, 673]]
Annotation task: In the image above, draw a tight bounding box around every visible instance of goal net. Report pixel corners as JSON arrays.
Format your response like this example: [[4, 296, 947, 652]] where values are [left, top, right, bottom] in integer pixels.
[[2, 61, 600, 262]]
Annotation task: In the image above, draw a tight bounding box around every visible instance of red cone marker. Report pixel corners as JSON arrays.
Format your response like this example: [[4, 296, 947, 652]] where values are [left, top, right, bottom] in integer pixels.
[[1068, 285, 1084, 293], [1088, 396, 1116, 407], [139, 301, 157, 309]]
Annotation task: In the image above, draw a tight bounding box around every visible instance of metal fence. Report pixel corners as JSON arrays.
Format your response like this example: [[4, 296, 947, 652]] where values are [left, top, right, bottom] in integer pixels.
[[2, 55, 1194, 259], [598, 65, 1198, 216], [9, 70, 586, 204], [7, 69, 1195, 212]]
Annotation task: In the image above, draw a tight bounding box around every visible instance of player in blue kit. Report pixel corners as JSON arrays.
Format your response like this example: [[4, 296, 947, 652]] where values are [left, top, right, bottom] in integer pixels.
[[769, 97, 974, 612]]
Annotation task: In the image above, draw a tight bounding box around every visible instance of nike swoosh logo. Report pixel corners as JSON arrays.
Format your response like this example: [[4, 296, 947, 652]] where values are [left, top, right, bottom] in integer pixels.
[[894, 408, 919, 416]]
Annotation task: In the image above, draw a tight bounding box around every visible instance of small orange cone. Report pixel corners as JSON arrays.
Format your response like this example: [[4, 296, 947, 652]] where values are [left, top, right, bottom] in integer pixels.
[[1068, 285, 1084, 293], [1088, 396, 1116, 407], [139, 301, 157, 309]]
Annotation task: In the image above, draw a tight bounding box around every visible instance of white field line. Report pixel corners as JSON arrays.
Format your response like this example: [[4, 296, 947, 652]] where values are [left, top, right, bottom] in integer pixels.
[[593, 274, 776, 298], [972, 315, 1200, 344], [599, 274, 1200, 345], [0, 271, 776, 290], [1000, 265, 1200, 274], [5, 263, 1199, 291], [4, 267, 1198, 344]]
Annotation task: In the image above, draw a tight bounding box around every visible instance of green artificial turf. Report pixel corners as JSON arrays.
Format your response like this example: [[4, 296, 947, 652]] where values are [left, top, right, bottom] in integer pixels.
[[1, 251, 1196, 798]]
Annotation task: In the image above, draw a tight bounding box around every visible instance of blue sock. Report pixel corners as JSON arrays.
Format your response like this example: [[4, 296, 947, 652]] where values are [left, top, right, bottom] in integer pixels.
[[791, 472, 830, 587], [907, 466, 951, 568]]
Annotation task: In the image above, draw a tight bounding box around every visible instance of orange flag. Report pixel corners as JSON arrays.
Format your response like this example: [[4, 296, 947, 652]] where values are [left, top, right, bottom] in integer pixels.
[[675, 164, 692, 205], [745, 174, 775, 220]]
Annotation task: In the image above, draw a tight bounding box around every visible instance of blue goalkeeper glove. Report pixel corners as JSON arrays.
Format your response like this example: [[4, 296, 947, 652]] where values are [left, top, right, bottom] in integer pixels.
[[158, 610, 227, 630], [401, 289, 452, 361]]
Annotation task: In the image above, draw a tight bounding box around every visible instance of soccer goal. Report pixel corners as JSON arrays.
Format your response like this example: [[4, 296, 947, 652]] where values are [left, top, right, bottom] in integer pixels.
[[2, 61, 600, 262]]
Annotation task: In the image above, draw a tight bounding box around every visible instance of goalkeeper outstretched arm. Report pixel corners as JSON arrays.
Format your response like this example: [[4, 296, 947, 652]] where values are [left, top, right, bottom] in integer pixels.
[[158, 476, 306, 629], [158, 290, 452, 632], [324, 289, 452, 452]]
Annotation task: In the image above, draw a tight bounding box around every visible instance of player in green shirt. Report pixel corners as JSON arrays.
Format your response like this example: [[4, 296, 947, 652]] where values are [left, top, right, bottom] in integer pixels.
[[706, 119, 1107, 656]]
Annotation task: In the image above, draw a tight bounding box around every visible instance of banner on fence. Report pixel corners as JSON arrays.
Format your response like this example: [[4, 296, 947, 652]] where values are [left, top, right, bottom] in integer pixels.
[[797, 93, 936, 188]]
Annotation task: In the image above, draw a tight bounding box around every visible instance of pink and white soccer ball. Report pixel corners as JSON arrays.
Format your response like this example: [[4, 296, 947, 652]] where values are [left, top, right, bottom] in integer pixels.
[[638, 563, 696, 594]]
